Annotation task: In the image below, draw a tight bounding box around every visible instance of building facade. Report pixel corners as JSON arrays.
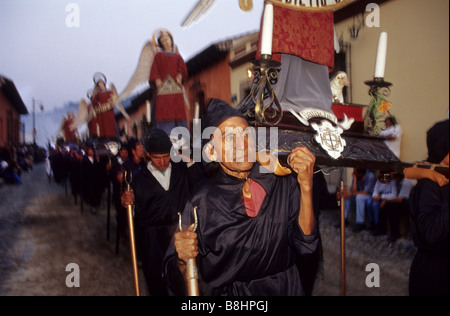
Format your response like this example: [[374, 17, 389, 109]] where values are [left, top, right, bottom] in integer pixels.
[[334, 0, 449, 163], [0, 76, 28, 147]]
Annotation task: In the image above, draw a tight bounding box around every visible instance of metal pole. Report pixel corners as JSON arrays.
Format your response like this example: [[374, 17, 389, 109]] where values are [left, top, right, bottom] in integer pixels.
[[178, 207, 199, 296], [340, 181, 347, 296]]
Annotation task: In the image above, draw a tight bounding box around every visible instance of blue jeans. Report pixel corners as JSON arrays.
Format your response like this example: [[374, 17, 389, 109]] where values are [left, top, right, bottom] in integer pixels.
[[367, 200, 381, 225], [344, 197, 355, 220], [355, 194, 372, 224]]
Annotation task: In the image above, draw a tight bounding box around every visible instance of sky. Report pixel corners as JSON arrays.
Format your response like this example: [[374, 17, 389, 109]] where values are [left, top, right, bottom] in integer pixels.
[[0, 0, 265, 113]]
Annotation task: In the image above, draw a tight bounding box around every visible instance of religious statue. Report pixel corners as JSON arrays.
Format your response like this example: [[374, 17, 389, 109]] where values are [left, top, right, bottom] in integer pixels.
[[59, 111, 78, 143], [119, 29, 190, 135], [71, 72, 130, 140]]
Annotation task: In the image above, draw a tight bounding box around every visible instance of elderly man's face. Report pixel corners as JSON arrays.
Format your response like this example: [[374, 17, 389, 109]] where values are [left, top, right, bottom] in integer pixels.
[[212, 116, 255, 174]]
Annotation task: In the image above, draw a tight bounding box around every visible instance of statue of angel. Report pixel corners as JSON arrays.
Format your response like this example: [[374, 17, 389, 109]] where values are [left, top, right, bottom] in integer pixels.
[[71, 73, 130, 140], [119, 29, 190, 135], [70, 97, 91, 138], [59, 111, 78, 143]]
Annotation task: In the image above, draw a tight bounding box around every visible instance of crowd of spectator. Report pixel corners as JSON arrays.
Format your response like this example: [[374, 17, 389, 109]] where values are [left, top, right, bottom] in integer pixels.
[[0, 144, 46, 185]]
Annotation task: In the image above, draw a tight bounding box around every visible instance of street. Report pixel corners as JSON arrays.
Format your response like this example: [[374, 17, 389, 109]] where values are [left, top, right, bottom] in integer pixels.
[[0, 162, 148, 296], [0, 163, 416, 296]]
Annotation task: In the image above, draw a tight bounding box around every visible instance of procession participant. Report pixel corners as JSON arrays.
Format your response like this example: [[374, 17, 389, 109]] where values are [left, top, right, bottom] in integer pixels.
[[123, 137, 147, 178], [68, 145, 83, 205], [109, 142, 130, 240], [162, 99, 319, 296], [82, 142, 105, 214], [407, 119, 449, 296], [149, 30, 189, 135], [121, 129, 202, 296]]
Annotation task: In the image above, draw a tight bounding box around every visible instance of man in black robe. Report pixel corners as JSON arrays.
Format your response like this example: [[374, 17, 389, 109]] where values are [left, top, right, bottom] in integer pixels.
[[81, 142, 104, 214], [162, 99, 319, 296], [408, 119, 449, 296], [109, 143, 130, 240], [124, 137, 147, 171], [123, 129, 202, 296]]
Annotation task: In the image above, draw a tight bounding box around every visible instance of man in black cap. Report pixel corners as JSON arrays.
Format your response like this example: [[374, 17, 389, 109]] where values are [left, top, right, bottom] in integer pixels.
[[162, 99, 318, 296], [122, 129, 202, 296], [408, 119, 449, 296]]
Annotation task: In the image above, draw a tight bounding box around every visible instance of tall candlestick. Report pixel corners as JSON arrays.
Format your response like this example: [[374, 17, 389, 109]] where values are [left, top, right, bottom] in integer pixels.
[[261, 2, 274, 56], [374, 32, 388, 78]]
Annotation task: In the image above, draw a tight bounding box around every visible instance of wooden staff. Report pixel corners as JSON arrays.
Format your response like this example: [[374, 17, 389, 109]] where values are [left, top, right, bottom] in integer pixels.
[[340, 181, 346, 296], [178, 207, 199, 296], [124, 171, 140, 296]]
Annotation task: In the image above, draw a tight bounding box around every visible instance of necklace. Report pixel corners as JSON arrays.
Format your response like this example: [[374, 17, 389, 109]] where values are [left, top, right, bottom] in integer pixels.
[[243, 178, 252, 199]]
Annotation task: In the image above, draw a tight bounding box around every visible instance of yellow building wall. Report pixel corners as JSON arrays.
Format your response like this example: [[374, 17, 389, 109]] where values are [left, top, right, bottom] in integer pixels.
[[335, 0, 449, 163]]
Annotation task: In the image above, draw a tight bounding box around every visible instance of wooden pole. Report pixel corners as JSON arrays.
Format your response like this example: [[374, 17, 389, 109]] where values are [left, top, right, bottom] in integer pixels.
[[127, 204, 140, 296], [340, 181, 347, 296], [125, 171, 140, 296]]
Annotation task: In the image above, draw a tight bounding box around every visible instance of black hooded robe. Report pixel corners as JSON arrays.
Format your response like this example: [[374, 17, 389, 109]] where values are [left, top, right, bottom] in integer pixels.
[[409, 178, 449, 296], [163, 163, 319, 296], [132, 161, 197, 296]]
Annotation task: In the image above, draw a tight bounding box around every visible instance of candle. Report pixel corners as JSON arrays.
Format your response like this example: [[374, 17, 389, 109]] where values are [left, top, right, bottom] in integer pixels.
[[261, 2, 274, 56], [194, 102, 200, 120], [374, 32, 388, 78], [146, 101, 151, 123]]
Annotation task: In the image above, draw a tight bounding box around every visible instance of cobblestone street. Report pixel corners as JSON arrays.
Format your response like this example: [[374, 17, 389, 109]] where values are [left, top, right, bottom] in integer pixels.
[[0, 163, 415, 296], [313, 208, 416, 296]]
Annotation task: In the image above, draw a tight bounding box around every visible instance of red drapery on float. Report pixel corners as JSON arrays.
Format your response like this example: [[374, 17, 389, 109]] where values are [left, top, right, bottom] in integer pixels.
[[257, 4, 335, 71]]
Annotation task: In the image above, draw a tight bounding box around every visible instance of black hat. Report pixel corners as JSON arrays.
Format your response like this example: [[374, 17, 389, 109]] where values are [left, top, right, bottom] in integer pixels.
[[144, 129, 172, 154], [426, 119, 449, 164], [85, 141, 95, 150], [127, 137, 141, 151], [202, 98, 245, 131]]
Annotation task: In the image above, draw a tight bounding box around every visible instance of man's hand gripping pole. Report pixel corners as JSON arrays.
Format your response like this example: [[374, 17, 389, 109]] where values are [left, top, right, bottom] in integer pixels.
[[178, 207, 199, 296]]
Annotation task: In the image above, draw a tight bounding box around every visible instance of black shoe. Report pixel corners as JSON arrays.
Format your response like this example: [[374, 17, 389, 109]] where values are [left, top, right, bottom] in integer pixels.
[[352, 223, 366, 233]]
